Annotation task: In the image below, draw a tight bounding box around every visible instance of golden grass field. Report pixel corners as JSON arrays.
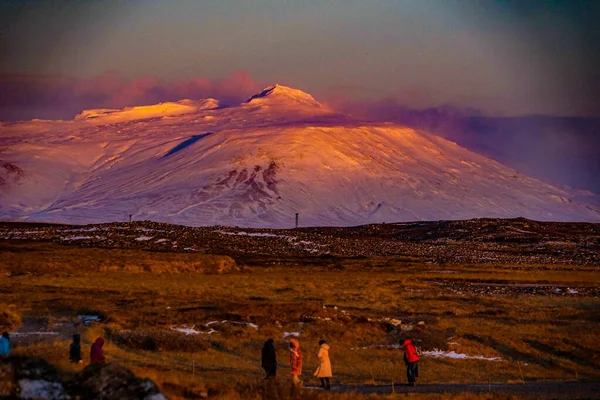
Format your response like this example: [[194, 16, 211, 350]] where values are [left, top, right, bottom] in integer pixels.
[[1, 240, 599, 399]]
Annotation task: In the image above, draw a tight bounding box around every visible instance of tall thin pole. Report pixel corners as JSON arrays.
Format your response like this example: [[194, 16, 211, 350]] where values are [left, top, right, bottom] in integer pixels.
[[295, 213, 299, 229]]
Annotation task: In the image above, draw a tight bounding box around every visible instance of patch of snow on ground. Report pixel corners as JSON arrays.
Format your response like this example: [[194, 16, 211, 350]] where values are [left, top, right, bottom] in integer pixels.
[[283, 331, 302, 339], [18, 380, 65, 399], [422, 350, 503, 361], [62, 236, 93, 241], [171, 325, 216, 335], [135, 236, 153, 241], [62, 227, 98, 233], [248, 232, 285, 237], [214, 230, 285, 238], [155, 238, 168, 243]]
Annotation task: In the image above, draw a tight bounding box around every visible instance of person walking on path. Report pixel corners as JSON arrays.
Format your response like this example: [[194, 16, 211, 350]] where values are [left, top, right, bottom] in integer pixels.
[[401, 338, 419, 386], [90, 337, 106, 363], [289, 338, 303, 386], [261, 338, 277, 379], [313, 340, 332, 390], [69, 334, 82, 363], [0, 332, 10, 356]]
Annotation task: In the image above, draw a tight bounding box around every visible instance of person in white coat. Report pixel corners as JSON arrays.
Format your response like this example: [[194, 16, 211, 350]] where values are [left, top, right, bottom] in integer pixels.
[[314, 339, 332, 390]]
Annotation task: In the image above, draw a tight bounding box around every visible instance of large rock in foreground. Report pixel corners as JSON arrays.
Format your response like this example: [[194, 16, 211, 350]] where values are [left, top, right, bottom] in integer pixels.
[[0, 357, 166, 400], [73, 362, 166, 400], [0, 356, 67, 399]]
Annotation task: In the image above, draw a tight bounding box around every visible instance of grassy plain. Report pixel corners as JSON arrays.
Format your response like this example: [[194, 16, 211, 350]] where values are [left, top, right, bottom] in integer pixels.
[[1, 240, 599, 399]]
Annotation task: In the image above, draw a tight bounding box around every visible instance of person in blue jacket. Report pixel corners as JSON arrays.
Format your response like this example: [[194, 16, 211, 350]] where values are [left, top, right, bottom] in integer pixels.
[[0, 332, 10, 356]]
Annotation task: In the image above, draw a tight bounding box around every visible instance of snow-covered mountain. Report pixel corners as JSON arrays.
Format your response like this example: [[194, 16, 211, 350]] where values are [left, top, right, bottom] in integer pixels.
[[1, 84, 599, 227]]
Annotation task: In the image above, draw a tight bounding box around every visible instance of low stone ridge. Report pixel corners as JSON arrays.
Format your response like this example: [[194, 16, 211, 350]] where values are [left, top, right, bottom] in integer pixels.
[[2, 217, 600, 265]]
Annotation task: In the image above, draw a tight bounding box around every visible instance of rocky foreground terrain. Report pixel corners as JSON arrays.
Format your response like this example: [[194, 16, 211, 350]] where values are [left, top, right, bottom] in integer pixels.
[[0, 357, 166, 400], [1, 217, 599, 265]]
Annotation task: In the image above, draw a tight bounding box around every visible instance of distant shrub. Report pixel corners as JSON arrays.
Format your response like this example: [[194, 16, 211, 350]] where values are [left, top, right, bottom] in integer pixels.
[[110, 330, 210, 352], [0, 307, 21, 331]]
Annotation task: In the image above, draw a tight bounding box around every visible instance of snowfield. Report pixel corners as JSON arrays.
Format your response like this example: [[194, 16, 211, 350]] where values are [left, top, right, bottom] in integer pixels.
[[1, 84, 599, 227]]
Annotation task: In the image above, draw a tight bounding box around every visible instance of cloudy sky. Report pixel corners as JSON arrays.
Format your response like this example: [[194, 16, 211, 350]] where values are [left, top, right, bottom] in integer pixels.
[[1, 0, 599, 119]]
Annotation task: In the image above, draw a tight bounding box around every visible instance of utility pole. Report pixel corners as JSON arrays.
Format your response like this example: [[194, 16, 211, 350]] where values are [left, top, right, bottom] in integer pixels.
[[295, 213, 299, 229], [129, 214, 132, 224]]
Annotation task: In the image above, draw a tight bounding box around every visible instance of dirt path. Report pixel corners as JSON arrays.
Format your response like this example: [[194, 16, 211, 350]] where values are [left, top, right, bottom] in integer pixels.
[[318, 381, 600, 398]]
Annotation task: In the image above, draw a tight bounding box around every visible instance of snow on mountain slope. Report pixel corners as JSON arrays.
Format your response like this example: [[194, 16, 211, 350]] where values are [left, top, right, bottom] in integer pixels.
[[74, 98, 219, 123], [1, 84, 599, 227]]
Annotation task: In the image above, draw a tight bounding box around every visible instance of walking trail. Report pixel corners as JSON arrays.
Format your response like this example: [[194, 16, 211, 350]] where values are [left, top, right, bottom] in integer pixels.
[[305, 381, 600, 398]]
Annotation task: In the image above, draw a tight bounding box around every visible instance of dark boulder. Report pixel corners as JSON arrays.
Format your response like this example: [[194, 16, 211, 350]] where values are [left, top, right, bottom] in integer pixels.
[[0, 357, 167, 399], [0, 356, 67, 399], [73, 362, 166, 400]]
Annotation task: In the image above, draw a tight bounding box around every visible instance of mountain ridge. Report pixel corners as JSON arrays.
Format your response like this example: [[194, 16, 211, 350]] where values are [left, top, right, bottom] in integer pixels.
[[1, 84, 599, 227]]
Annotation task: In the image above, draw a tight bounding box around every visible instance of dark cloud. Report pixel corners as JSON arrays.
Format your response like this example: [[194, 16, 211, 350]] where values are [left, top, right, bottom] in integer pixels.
[[0, 70, 264, 121], [335, 98, 600, 194]]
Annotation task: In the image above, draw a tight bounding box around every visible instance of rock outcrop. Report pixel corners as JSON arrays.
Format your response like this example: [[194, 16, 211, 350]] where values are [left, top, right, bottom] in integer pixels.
[[0, 357, 167, 400]]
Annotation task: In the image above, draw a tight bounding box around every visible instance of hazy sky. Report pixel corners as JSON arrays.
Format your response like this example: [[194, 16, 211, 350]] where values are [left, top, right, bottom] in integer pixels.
[[1, 0, 599, 116]]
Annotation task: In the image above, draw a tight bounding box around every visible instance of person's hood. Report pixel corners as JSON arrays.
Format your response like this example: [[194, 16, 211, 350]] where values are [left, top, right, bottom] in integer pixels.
[[264, 338, 274, 347], [320, 343, 330, 350], [290, 338, 300, 349], [402, 338, 413, 347], [94, 337, 105, 347], [73, 334, 81, 344]]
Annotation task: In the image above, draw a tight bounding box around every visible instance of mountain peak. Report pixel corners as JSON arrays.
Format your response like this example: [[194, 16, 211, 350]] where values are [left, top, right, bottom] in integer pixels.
[[245, 84, 323, 108]]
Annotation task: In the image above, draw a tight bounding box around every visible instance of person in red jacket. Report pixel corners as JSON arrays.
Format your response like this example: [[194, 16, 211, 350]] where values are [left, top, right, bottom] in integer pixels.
[[401, 338, 419, 386], [90, 337, 106, 363]]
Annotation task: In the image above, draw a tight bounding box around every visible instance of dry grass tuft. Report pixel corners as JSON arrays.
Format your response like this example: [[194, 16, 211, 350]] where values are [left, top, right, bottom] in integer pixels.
[[108, 329, 212, 352], [0, 307, 21, 331]]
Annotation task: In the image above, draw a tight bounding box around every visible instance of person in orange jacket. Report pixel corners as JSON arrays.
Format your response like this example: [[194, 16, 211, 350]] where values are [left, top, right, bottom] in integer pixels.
[[401, 338, 419, 386], [289, 338, 303, 386]]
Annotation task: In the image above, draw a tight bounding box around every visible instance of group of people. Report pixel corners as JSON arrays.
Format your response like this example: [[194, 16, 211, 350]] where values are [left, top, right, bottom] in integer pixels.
[[3, 331, 420, 389], [261, 337, 420, 389], [68, 334, 106, 364], [261, 338, 333, 390], [0, 332, 105, 364]]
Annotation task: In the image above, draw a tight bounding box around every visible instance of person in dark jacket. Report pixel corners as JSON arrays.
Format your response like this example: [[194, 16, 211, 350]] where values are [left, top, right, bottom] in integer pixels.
[[401, 338, 419, 386], [90, 337, 106, 363], [69, 334, 82, 363], [261, 338, 277, 378]]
